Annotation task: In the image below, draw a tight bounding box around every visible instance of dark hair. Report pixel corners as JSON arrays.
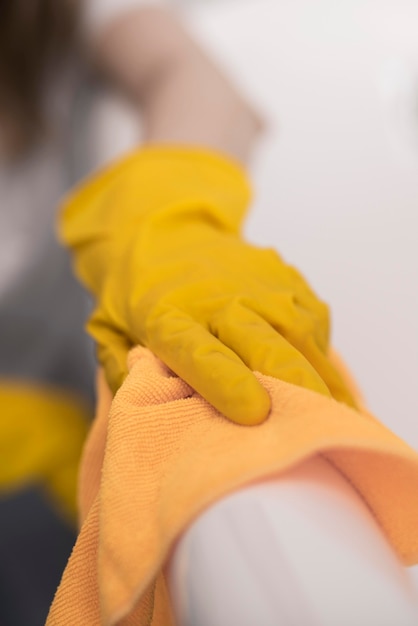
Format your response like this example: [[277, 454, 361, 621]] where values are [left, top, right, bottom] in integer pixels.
[[0, 0, 79, 156]]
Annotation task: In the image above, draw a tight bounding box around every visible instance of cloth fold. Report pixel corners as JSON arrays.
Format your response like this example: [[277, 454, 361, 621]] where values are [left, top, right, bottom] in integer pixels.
[[47, 347, 418, 626]]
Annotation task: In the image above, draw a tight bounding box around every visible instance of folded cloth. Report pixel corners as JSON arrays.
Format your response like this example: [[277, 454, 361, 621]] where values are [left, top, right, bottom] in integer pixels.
[[47, 347, 418, 626]]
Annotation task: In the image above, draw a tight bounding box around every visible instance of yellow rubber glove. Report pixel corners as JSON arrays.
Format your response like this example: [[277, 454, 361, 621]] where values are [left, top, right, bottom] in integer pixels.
[[60, 147, 356, 424], [0, 383, 89, 523]]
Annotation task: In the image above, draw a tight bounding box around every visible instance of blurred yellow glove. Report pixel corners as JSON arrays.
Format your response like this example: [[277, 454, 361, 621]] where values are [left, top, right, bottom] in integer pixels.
[[0, 383, 89, 523], [60, 147, 356, 425]]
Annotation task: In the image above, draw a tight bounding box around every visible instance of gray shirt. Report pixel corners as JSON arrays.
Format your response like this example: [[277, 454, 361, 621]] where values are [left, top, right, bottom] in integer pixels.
[[0, 68, 95, 402]]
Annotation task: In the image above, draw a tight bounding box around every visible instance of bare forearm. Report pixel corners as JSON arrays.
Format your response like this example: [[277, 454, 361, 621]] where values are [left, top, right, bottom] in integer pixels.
[[90, 7, 263, 164]]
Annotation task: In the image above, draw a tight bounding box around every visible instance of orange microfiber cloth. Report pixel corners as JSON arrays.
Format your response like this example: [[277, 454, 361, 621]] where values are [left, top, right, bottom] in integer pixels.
[[47, 347, 418, 626]]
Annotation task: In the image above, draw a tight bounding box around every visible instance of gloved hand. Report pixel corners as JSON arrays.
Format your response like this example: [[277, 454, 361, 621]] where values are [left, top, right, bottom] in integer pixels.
[[0, 383, 89, 522], [60, 147, 356, 424]]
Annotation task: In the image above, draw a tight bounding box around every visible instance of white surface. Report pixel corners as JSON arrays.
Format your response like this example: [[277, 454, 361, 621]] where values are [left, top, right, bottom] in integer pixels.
[[168, 455, 418, 626]]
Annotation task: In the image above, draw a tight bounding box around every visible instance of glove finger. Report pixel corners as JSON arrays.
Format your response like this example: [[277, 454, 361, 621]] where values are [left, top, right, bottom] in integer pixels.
[[210, 302, 332, 398], [250, 247, 328, 319], [292, 334, 358, 408], [249, 290, 330, 355], [145, 307, 271, 426], [243, 296, 356, 408], [212, 303, 357, 408], [87, 316, 132, 395]]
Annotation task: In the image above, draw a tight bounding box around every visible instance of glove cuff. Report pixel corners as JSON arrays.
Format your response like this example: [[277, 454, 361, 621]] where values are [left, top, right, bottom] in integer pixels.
[[59, 146, 252, 294]]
